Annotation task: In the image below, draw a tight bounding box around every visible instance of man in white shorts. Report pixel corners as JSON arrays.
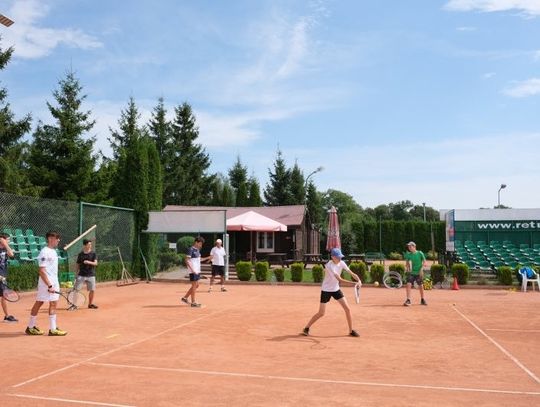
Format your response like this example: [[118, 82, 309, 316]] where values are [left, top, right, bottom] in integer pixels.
[[75, 239, 98, 309], [25, 231, 67, 336], [209, 238, 227, 292]]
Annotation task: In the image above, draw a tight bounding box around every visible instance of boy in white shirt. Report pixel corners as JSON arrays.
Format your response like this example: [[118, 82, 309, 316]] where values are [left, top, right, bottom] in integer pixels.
[[208, 239, 227, 292], [302, 248, 361, 337], [25, 231, 67, 336]]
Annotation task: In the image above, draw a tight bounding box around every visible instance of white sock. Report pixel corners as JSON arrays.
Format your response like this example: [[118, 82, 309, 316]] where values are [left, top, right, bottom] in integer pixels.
[[28, 315, 37, 328], [49, 314, 57, 331]]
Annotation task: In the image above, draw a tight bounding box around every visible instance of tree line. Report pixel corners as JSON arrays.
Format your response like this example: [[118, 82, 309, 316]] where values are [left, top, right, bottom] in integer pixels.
[[0, 39, 442, 267]]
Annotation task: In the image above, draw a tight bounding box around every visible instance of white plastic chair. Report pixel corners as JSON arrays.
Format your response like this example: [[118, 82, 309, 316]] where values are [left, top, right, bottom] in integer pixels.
[[520, 268, 540, 292]]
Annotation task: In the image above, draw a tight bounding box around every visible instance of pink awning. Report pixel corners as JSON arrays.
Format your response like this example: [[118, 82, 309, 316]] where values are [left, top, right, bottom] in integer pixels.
[[227, 210, 287, 232]]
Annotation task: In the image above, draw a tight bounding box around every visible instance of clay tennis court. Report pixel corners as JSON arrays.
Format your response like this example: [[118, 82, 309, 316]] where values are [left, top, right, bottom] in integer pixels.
[[1, 282, 539, 406]]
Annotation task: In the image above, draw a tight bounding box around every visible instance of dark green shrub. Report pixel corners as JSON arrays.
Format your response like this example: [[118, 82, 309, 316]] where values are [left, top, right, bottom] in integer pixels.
[[273, 268, 285, 282], [176, 236, 195, 254], [159, 249, 182, 271], [349, 261, 368, 282], [497, 266, 513, 285], [370, 264, 385, 284], [426, 250, 438, 261], [254, 261, 269, 282], [451, 263, 469, 285], [236, 261, 253, 281], [388, 252, 403, 260], [430, 264, 447, 284], [96, 261, 123, 282], [291, 262, 304, 282], [388, 263, 405, 278], [6, 262, 39, 291], [312, 264, 324, 283]]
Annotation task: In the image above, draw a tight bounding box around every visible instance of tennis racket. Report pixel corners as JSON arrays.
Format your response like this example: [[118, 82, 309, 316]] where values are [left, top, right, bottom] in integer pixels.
[[54, 289, 86, 310], [354, 283, 361, 304], [0, 276, 20, 302]]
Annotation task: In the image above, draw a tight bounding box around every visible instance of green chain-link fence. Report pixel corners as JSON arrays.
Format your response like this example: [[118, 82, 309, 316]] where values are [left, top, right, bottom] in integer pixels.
[[0, 191, 135, 269]]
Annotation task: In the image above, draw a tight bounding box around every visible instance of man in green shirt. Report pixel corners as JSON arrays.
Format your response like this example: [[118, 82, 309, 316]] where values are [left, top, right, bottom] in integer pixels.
[[403, 241, 427, 306]]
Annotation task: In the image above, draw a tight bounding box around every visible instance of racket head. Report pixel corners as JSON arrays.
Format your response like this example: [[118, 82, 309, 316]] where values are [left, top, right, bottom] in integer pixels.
[[67, 290, 86, 307], [354, 284, 360, 304], [3, 288, 20, 302]]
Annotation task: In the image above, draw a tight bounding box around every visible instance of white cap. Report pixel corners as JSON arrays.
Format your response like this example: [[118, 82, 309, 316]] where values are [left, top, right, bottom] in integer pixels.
[[216, 239, 222, 244], [407, 241, 416, 247]]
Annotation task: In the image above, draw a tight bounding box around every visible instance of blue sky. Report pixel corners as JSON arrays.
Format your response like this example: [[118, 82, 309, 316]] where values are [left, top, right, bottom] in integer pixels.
[[1, 0, 540, 210]]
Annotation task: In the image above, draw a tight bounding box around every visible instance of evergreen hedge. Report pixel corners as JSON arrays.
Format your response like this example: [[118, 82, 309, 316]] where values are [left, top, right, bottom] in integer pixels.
[[254, 261, 269, 282], [236, 261, 252, 281], [430, 264, 447, 284], [351, 220, 445, 255], [370, 264, 385, 284], [497, 266, 513, 285], [273, 268, 285, 282], [451, 263, 469, 285], [349, 261, 368, 282], [312, 264, 324, 283], [291, 263, 304, 282]]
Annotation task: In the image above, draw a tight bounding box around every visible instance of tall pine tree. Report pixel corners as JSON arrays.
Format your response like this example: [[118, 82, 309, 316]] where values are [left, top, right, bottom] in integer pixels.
[[289, 161, 305, 204], [228, 156, 249, 206], [247, 176, 262, 207], [0, 39, 32, 194], [109, 97, 141, 159], [28, 71, 96, 200], [148, 97, 172, 204], [166, 102, 210, 205], [264, 149, 291, 206]]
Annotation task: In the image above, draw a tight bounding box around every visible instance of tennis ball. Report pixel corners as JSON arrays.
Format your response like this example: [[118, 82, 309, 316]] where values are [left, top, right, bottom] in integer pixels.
[[374, 281, 379, 287]]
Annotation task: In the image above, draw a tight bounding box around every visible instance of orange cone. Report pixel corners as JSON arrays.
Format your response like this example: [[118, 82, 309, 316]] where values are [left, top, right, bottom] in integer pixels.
[[452, 276, 460, 290]]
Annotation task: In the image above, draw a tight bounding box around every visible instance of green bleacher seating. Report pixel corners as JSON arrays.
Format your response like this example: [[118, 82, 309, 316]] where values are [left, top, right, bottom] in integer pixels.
[[465, 260, 477, 269], [14, 229, 24, 237], [491, 260, 505, 268], [18, 249, 32, 262], [477, 260, 491, 269], [7, 259, 20, 267], [2, 228, 14, 238], [534, 244, 540, 251], [454, 240, 462, 247], [25, 229, 35, 238], [477, 241, 486, 247], [519, 244, 529, 250], [490, 241, 501, 247]]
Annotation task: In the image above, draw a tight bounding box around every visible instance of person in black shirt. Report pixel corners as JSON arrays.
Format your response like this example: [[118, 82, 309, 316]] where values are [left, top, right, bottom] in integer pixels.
[[0, 233, 17, 322], [75, 239, 98, 309]]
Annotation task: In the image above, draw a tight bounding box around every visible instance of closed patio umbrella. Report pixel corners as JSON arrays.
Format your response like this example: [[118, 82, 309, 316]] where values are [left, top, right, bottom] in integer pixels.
[[326, 206, 341, 251]]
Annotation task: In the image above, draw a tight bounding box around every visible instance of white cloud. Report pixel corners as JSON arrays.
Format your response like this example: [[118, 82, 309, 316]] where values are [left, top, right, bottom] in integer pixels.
[[2, 0, 102, 59], [299, 132, 540, 208], [483, 72, 496, 79], [444, 0, 540, 18], [502, 78, 540, 97], [456, 26, 477, 31]]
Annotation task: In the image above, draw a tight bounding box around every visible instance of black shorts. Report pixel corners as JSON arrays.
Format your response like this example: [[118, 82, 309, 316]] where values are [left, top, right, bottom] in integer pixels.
[[211, 265, 225, 277], [406, 274, 423, 285], [189, 273, 201, 282], [320, 290, 344, 303]]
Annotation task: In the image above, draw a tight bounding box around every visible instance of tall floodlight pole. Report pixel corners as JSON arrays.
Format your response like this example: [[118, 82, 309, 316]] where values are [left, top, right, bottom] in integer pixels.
[[497, 184, 507, 208]]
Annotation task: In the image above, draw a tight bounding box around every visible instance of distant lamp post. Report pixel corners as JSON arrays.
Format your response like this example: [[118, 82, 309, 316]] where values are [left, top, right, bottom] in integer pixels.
[[497, 184, 507, 207], [305, 166, 324, 190], [422, 202, 426, 222]]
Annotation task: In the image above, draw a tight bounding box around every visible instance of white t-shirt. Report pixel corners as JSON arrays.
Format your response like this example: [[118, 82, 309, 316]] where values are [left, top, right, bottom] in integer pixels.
[[37, 246, 59, 288], [210, 246, 226, 266], [321, 260, 350, 292]]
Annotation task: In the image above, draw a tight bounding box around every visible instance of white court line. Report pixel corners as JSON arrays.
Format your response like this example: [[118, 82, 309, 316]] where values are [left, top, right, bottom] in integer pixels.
[[86, 361, 540, 396], [7, 393, 135, 407], [485, 329, 540, 333], [452, 306, 540, 385], [12, 296, 259, 389]]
